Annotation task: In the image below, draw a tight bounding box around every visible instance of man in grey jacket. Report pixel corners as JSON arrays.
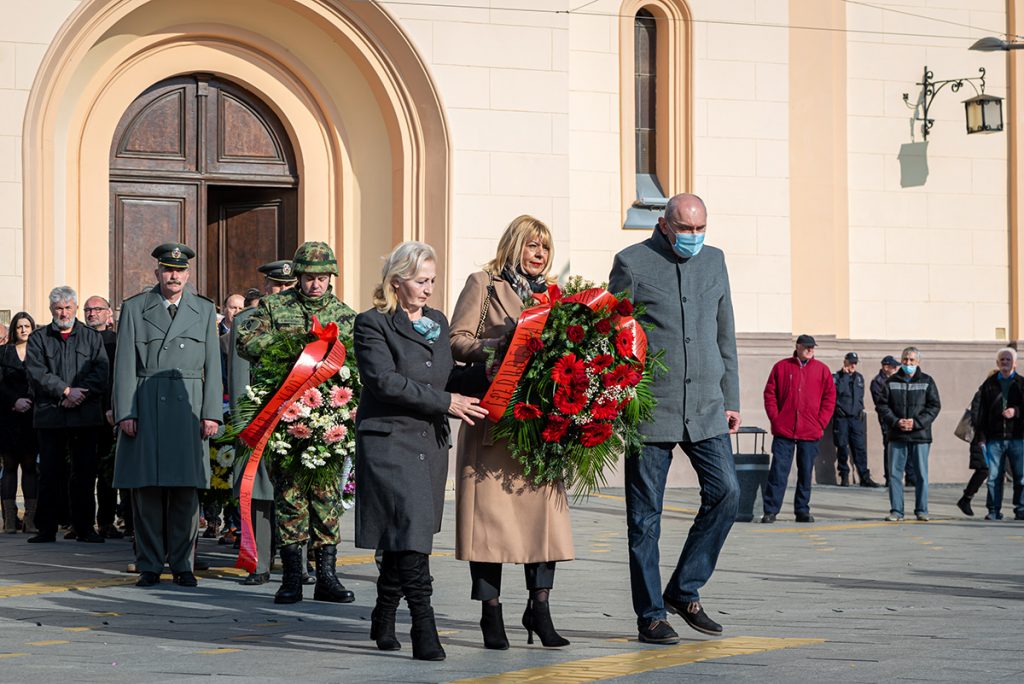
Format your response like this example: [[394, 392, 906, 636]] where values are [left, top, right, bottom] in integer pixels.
[[609, 193, 741, 643]]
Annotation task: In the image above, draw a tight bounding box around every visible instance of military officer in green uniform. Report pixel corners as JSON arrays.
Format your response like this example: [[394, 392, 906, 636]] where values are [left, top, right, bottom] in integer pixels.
[[113, 244, 223, 588], [237, 242, 357, 605], [227, 260, 296, 585]]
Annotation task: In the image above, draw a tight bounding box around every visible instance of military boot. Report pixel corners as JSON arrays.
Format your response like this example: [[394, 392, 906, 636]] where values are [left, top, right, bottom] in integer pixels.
[[313, 545, 355, 603], [274, 544, 304, 604]]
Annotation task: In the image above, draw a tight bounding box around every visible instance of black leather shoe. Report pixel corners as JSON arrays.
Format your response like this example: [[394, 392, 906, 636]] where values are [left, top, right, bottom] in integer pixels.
[[194, 559, 211, 571], [240, 572, 270, 586], [795, 513, 815, 523], [1015, 513, 1024, 521], [136, 571, 160, 587], [76, 531, 105, 543], [668, 599, 722, 636], [861, 477, 883, 488], [637, 619, 679, 644], [839, 474, 850, 487], [173, 571, 198, 587], [760, 513, 776, 524], [98, 525, 124, 539], [63, 530, 77, 540], [957, 496, 974, 517], [27, 533, 56, 543]]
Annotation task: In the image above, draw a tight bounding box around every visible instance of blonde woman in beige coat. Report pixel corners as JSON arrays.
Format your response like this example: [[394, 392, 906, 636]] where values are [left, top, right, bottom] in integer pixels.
[[450, 215, 574, 650]]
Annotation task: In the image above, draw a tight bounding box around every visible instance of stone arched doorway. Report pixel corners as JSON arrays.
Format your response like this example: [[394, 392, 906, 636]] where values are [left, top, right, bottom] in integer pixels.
[[109, 74, 298, 305]]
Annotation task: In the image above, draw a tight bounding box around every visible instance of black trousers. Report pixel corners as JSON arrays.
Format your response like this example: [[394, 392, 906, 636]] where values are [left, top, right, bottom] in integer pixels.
[[469, 561, 556, 602], [834, 415, 870, 479], [1, 449, 37, 500], [36, 427, 98, 537], [95, 426, 118, 527]]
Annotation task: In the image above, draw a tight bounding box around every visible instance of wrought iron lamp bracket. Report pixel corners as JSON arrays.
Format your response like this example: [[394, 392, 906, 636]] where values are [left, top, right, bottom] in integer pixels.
[[902, 66, 986, 140]]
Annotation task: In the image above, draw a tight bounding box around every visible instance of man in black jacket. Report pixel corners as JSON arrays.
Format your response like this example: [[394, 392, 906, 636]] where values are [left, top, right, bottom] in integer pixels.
[[870, 355, 916, 487], [24, 286, 109, 543], [877, 346, 941, 522], [833, 352, 882, 487], [975, 347, 1024, 521]]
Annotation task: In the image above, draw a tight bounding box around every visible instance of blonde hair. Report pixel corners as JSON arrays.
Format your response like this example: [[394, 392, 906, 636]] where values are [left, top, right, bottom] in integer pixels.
[[484, 215, 554, 279], [372, 241, 437, 313]]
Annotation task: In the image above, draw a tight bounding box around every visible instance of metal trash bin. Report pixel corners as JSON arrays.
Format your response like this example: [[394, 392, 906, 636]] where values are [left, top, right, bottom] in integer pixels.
[[732, 426, 769, 522]]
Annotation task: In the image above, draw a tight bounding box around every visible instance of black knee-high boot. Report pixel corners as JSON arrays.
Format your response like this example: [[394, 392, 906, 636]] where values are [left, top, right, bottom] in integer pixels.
[[397, 551, 445, 661], [372, 552, 402, 651]]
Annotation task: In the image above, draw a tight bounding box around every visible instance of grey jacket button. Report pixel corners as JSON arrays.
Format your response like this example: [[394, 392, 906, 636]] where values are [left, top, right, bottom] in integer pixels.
[[179, 343, 185, 349], [426, 361, 432, 367]]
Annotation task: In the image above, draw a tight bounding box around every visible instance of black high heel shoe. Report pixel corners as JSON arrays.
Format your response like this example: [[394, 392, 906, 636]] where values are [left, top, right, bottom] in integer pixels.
[[481, 603, 509, 650], [522, 598, 570, 647]]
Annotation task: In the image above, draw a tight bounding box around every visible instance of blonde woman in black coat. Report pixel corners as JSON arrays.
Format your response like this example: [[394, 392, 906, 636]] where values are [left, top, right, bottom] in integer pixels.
[[354, 240, 488, 661]]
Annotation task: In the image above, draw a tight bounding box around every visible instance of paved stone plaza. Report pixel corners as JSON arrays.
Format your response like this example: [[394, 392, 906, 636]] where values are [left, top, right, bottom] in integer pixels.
[[0, 483, 1021, 683]]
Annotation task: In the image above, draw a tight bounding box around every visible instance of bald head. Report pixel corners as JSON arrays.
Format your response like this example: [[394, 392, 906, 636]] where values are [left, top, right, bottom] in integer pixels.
[[222, 294, 245, 326], [665, 193, 707, 226]]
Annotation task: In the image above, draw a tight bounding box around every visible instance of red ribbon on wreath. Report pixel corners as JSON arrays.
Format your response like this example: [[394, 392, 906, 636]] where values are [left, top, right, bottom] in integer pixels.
[[235, 317, 347, 573], [480, 285, 648, 422]]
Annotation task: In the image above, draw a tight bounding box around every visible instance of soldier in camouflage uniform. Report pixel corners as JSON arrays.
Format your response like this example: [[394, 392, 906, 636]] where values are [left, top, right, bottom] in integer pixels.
[[237, 241, 357, 605]]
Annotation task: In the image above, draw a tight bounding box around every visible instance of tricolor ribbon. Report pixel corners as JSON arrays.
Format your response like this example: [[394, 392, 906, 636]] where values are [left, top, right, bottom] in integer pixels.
[[235, 317, 347, 573], [480, 286, 648, 422]]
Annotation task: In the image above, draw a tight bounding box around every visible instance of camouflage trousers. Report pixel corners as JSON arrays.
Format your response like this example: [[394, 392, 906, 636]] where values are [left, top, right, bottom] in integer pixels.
[[272, 475, 343, 548]]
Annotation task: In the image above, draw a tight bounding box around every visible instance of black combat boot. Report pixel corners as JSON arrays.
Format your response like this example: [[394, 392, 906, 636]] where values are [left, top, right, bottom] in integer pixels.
[[274, 544, 304, 604], [371, 552, 402, 651], [312, 545, 355, 603], [398, 552, 445, 661]]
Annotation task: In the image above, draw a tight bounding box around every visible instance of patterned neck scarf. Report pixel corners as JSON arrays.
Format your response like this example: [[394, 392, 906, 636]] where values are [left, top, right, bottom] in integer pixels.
[[500, 265, 548, 303], [411, 315, 440, 343]]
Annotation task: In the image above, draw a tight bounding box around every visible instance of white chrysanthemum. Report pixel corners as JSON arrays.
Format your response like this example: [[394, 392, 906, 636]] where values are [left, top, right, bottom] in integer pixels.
[[338, 366, 352, 381], [215, 446, 235, 467]]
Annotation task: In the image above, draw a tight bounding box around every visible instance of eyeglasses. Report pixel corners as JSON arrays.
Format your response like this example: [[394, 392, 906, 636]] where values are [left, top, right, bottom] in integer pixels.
[[83, 307, 110, 313]]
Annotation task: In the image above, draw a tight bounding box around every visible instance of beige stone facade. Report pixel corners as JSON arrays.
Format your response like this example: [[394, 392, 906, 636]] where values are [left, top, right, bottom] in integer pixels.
[[3, 0, 1021, 487]]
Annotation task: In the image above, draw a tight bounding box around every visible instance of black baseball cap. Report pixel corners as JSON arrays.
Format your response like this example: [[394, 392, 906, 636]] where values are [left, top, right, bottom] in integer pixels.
[[796, 334, 816, 347], [881, 355, 899, 367]]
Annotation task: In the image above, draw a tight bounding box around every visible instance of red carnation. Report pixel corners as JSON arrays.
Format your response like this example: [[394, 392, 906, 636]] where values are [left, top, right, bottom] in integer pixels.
[[595, 318, 612, 335], [580, 422, 614, 447], [615, 328, 634, 357], [591, 398, 620, 420], [567, 325, 585, 343], [615, 299, 634, 316], [589, 354, 614, 372], [554, 388, 588, 415], [542, 415, 571, 442], [527, 336, 544, 353], [551, 353, 586, 385], [513, 402, 543, 420]]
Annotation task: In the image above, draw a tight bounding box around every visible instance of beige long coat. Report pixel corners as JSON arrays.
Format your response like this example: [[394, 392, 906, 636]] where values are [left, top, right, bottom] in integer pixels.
[[450, 270, 574, 563]]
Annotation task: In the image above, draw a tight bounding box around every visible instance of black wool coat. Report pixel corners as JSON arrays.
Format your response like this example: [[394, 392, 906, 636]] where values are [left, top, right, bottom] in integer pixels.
[[353, 306, 486, 555], [24, 321, 108, 429]]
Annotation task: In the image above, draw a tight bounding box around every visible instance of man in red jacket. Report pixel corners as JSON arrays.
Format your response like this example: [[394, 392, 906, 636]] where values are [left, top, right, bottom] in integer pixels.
[[760, 335, 837, 523]]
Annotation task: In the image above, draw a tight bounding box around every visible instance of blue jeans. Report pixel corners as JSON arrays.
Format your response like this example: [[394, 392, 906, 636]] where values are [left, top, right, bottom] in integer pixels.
[[625, 435, 739, 626], [985, 440, 1024, 517], [763, 436, 818, 515], [888, 442, 929, 516]]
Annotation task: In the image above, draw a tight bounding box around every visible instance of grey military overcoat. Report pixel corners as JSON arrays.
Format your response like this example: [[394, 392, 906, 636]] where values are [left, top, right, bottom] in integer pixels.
[[609, 229, 740, 444], [353, 306, 487, 555], [226, 306, 273, 501], [112, 287, 223, 488]]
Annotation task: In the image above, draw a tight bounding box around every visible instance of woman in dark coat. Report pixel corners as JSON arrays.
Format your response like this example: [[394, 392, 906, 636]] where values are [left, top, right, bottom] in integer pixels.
[[0, 312, 38, 533], [354, 241, 488, 661]]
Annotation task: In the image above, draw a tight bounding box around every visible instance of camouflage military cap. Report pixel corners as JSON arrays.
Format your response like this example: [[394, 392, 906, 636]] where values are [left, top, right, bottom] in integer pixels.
[[258, 259, 297, 283], [151, 242, 195, 269], [292, 241, 338, 276]]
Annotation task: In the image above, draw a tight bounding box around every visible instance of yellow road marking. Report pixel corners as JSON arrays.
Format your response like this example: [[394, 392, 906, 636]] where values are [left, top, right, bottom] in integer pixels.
[[93, 611, 120, 617], [815, 547, 835, 552], [63, 627, 95, 632], [0, 577, 136, 599], [930, 546, 944, 550], [449, 636, 824, 683], [0, 654, 29, 660], [229, 635, 266, 641], [594, 493, 696, 515], [757, 520, 945, 533], [197, 648, 242, 654], [591, 549, 611, 553], [27, 640, 69, 646]]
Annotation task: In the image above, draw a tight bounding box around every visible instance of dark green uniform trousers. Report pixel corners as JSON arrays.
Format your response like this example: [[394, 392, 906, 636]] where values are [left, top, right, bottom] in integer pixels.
[[132, 487, 199, 574]]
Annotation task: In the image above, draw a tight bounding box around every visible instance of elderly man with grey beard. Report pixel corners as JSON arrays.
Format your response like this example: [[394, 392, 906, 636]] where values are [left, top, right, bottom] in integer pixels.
[[24, 286, 109, 544]]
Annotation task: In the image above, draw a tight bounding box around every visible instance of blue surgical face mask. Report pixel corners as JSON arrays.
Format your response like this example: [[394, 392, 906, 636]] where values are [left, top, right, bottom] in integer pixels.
[[672, 232, 705, 258], [901, 364, 916, 376]]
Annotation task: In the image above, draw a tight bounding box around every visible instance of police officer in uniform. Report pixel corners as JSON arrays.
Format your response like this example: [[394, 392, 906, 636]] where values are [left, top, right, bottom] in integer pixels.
[[227, 260, 296, 585], [833, 352, 882, 488], [237, 242, 357, 605], [113, 244, 223, 587]]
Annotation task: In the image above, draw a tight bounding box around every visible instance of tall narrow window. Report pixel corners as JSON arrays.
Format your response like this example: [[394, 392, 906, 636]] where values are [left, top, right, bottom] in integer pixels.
[[635, 9, 658, 187], [620, 1, 692, 229]]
